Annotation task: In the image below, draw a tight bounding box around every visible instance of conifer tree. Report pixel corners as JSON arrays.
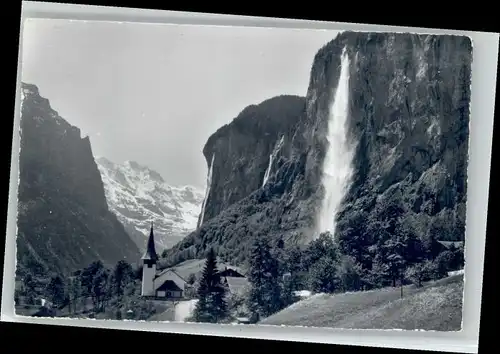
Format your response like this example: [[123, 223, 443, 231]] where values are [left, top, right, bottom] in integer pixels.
[[112, 260, 134, 298], [192, 248, 228, 323], [46, 275, 66, 308], [66, 278, 75, 314], [22, 272, 37, 305], [383, 234, 408, 288], [247, 237, 282, 319]]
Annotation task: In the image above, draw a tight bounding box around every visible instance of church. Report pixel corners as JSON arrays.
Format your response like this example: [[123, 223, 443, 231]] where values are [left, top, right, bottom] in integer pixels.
[[140, 224, 187, 300]]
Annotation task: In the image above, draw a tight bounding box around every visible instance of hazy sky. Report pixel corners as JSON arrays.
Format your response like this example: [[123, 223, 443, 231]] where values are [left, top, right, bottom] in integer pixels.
[[21, 19, 339, 188]]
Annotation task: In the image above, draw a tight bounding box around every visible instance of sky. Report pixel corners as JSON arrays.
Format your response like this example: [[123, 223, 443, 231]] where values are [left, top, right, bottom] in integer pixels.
[[21, 18, 339, 188]]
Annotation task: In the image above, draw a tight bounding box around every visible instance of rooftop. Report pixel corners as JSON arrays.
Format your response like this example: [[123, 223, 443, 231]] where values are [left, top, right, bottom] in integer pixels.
[[157, 280, 183, 292]]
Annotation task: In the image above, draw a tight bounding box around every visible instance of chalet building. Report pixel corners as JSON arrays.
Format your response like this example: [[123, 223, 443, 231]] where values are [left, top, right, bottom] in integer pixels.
[[219, 267, 245, 278], [141, 224, 187, 300], [220, 267, 249, 296]]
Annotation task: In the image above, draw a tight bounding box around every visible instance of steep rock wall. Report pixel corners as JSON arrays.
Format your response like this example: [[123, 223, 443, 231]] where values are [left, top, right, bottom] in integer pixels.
[[16, 83, 141, 275], [164, 32, 472, 267]]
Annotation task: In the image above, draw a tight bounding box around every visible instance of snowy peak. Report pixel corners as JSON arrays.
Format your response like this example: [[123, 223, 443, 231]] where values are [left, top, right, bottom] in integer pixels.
[[95, 157, 204, 251]]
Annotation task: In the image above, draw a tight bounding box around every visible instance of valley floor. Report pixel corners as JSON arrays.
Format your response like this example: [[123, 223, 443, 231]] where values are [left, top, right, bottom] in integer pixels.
[[260, 274, 464, 331]]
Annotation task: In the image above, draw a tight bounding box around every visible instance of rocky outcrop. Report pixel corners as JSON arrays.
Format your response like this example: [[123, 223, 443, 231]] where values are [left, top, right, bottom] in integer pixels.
[[16, 83, 141, 275], [199, 95, 306, 224], [163, 32, 472, 268]]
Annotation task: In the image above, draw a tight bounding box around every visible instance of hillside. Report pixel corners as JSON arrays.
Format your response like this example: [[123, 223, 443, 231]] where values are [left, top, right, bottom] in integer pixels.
[[163, 32, 472, 268], [260, 274, 464, 331], [16, 83, 141, 275], [96, 157, 204, 252]]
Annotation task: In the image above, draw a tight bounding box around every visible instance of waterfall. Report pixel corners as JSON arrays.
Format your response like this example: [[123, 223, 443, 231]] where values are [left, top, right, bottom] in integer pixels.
[[198, 154, 215, 228], [262, 135, 285, 187], [316, 47, 354, 238], [262, 154, 273, 187]]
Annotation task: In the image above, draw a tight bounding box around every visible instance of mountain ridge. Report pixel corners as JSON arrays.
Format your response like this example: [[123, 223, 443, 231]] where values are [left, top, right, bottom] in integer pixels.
[[16, 82, 141, 275], [95, 156, 204, 252]]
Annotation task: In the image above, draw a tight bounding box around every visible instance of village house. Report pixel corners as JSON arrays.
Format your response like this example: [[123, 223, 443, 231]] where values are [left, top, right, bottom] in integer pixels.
[[220, 266, 249, 296], [140, 224, 187, 300]]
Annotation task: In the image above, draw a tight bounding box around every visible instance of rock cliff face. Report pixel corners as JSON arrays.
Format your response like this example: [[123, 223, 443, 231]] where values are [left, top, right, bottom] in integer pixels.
[[199, 95, 306, 225], [163, 32, 472, 267], [16, 83, 141, 275], [318, 32, 472, 247]]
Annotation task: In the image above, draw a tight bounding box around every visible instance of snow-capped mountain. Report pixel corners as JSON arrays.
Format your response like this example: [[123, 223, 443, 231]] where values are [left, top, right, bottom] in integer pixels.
[[95, 157, 204, 252]]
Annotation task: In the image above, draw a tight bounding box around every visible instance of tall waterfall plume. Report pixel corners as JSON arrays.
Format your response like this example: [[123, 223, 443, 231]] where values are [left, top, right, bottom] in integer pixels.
[[262, 135, 285, 187], [316, 47, 354, 238], [198, 154, 215, 228]]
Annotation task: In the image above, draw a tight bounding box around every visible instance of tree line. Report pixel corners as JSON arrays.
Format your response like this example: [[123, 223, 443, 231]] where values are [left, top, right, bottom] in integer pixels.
[[15, 259, 157, 320], [188, 224, 464, 324]]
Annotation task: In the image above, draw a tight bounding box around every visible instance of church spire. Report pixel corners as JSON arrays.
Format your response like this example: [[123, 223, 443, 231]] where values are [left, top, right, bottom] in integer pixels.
[[142, 222, 158, 262]]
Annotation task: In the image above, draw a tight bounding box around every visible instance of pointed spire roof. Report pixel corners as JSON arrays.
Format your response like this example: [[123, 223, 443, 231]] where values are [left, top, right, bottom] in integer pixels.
[[142, 222, 158, 262]]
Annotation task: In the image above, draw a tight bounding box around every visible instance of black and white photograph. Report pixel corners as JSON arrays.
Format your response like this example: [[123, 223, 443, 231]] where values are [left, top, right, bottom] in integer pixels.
[[11, 18, 472, 332]]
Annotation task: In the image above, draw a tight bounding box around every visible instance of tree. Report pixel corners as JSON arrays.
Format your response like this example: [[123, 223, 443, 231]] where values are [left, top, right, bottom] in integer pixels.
[[272, 236, 287, 276], [397, 217, 425, 265], [302, 232, 339, 270], [247, 237, 282, 319], [14, 289, 21, 306], [337, 210, 371, 268], [186, 273, 197, 285], [91, 267, 110, 312], [337, 255, 363, 292], [22, 272, 37, 304], [46, 275, 66, 308], [434, 250, 454, 279], [21, 253, 45, 277], [192, 248, 228, 323], [280, 280, 294, 308], [66, 277, 80, 314], [308, 256, 340, 293], [112, 260, 134, 298], [424, 226, 445, 260], [383, 235, 408, 288], [369, 253, 391, 288], [80, 261, 105, 297], [404, 260, 436, 287], [281, 244, 306, 291], [448, 244, 465, 271]]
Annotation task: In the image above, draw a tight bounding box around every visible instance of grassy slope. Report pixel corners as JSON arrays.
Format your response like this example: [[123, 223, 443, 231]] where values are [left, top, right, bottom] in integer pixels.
[[260, 274, 464, 331], [143, 301, 176, 322], [167, 259, 245, 280]]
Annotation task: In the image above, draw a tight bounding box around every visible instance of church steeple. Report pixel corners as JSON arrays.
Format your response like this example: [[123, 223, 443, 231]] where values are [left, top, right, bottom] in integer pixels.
[[141, 222, 158, 297], [142, 222, 158, 262]]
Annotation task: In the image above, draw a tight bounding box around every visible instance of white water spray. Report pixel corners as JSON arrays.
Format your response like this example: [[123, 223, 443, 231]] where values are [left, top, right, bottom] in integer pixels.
[[198, 154, 215, 228], [316, 47, 354, 237], [262, 135, 285, 187]]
